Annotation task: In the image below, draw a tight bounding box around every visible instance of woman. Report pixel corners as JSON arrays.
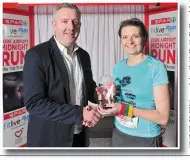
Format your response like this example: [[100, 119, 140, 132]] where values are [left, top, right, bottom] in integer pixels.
[[98, 18, 170, 147]]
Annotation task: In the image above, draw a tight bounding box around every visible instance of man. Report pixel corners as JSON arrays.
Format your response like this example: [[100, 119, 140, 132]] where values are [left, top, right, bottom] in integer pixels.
[[23, 3, 101, 147]]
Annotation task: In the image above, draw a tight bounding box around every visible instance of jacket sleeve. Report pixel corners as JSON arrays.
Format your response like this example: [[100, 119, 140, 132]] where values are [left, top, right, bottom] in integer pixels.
[[23, 50, 83, 125]]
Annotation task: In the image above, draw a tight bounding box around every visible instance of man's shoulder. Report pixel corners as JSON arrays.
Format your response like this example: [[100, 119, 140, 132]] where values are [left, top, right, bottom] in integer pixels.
[[27, 40, 50, 54], [77, 47, 89, 55], [77, 47, 90, 59]]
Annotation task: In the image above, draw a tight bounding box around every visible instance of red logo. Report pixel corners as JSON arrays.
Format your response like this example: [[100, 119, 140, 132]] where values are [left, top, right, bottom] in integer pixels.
[[3, 19, 23, 26], [151, 17, 176, 25], [15, 128, 23, 137]]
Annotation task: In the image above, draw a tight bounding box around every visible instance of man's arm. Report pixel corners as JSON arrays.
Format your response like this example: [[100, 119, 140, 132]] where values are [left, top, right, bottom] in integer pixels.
[[23, 50, 83, 125]]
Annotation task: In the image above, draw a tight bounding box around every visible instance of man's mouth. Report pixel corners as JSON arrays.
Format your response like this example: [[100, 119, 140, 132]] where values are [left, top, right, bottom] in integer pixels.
[[65, 33, 75, 36]]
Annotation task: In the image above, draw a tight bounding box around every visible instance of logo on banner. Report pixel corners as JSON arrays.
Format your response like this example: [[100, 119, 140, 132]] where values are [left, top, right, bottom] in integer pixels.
[[14, 128, 24, 144], [15, 128, 23, 137], [151, 17, 176, 25], [22, 20, 28, 26], [3, 19, 28, 26], [3, 26, 28, 37], [9, 28, 28, 34], [9, 113, 14, 118], [3, 19, 23, 25], [151, 25, 176, 35], [4, 114, 29, 130], [4, 119, 21, 129]]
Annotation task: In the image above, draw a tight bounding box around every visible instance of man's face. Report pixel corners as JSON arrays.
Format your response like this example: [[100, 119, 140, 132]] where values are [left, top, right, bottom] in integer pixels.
[[52, 8, 81, 47]]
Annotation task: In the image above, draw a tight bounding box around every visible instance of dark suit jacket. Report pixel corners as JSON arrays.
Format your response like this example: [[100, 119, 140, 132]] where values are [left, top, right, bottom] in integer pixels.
[[23, 36, 97, 147]]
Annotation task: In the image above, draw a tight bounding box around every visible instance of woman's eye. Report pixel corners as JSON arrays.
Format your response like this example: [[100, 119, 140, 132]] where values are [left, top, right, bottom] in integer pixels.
[[133, 35, 140, 38]]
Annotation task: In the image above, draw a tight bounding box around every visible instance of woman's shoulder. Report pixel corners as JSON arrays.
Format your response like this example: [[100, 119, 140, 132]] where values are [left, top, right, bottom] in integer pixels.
[[114, 58, 128, 68], [146, 55, 165, 66]]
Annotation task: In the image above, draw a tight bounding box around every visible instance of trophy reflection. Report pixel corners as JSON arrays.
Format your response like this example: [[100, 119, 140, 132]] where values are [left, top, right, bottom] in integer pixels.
[[98, 75, 115, 108]]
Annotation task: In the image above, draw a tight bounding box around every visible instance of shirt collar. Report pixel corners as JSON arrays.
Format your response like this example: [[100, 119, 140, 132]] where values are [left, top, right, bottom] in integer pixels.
[[54, 36, 79, 57]]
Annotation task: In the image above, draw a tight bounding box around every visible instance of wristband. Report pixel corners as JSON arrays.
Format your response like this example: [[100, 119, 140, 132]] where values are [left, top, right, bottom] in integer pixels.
[[128, 104, 134, 117], [120, 103, 126, 115], [124, 104, 129, 116], [123, 104, 134, 118]]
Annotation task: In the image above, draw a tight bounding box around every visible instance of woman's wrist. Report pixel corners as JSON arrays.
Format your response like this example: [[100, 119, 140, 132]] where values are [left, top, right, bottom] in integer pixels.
[[117, 103, 122, 113], [115, 103, 134, 118]]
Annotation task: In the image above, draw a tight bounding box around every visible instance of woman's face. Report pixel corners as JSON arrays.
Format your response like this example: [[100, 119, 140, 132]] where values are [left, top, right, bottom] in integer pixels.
[[121, 25, 145, 56]]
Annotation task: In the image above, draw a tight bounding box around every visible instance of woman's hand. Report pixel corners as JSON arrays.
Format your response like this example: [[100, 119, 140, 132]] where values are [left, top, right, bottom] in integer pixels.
[[97, 103, 122, 115]]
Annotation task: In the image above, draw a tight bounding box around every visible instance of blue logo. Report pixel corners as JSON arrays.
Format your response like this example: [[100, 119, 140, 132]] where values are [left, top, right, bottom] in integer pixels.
[[18, 28, 28, 33], [165, 25, 176, 31]]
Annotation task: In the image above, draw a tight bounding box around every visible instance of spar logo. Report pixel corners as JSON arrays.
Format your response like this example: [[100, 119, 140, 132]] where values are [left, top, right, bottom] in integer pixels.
[[151, 25, 176, 34], [3, 19, 28, 26], [151, 17, 176, 25]]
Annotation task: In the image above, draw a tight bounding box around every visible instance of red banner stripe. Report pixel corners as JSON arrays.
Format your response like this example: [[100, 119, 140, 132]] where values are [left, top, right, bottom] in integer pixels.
[[19, 143, 27, 147], [3, 3, 18, 8], [4, 108, 27, 120]]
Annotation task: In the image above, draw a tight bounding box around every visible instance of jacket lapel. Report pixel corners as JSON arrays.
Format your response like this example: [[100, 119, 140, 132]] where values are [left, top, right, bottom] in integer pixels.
[[76, 50, 87, 104], [49, 36, 70, 102]]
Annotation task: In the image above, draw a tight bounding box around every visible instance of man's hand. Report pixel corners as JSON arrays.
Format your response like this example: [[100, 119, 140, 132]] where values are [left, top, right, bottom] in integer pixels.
[[83, 105, 101, 127]]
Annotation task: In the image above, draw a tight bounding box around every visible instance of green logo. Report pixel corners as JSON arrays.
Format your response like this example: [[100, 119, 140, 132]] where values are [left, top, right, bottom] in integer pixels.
[[22, 20, 28, 26], [171, 17, 176, 23], [147, 63, 152, 67]]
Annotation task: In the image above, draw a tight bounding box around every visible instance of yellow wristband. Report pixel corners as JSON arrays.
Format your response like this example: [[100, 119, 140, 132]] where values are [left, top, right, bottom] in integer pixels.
[[128, 104, 134, 117]]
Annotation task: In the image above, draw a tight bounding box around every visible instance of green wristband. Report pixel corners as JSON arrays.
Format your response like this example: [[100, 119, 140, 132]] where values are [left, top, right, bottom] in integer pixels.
[[124, 104, 129, 116]]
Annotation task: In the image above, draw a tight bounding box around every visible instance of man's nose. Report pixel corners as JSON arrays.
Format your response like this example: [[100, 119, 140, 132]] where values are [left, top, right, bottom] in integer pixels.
[[68, 21, 74, 30]]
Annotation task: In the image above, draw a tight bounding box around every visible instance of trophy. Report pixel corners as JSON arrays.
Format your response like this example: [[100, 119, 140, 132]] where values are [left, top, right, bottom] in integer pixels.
[[98, 75, 115, 108]]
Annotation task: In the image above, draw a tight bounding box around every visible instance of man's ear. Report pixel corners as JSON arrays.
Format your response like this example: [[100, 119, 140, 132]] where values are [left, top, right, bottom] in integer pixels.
[[52, 20, 56, 30]]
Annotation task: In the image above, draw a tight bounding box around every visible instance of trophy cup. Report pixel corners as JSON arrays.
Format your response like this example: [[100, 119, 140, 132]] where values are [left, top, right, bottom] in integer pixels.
[[98, 75, 115, 108]]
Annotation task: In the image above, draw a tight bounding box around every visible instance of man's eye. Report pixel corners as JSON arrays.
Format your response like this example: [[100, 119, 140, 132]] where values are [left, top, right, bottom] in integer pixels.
[[73, 21, 80, 25], [62, 20, 68, 23]]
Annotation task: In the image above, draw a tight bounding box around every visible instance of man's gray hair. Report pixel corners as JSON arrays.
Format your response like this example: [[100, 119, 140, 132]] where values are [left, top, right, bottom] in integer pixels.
[[53, 3, 81, 20]]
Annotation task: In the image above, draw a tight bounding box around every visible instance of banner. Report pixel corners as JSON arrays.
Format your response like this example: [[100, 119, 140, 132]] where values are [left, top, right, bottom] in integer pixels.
[[3, 107, 29, 147], [3, 13, 30, 147], [149, 11, 177, 72], [3, 14, 29, 73], [149, 10, 178, 147]]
